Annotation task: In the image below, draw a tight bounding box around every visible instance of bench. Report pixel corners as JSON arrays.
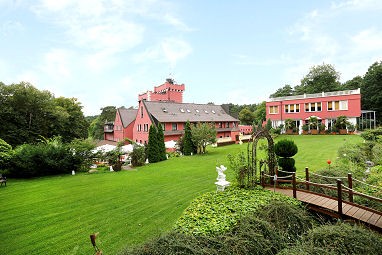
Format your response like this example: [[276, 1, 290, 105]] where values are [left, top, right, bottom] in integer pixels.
[[0, 175, 6, 187]]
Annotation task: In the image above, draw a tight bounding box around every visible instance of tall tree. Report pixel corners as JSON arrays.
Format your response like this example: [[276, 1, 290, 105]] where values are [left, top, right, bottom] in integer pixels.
[[147, 124, 159, 163], [238, 107, 255, 125], [297, 64, 341, 94], [253, 101, 266, 125], [191, 122, 217, 154], [182, 121, 194, 155], [361, 61, 382, 124], [156, 123, 167, 161], [341, 75, 363, 90], [270, 85, 294, 98], [88, 106, 117, 140]]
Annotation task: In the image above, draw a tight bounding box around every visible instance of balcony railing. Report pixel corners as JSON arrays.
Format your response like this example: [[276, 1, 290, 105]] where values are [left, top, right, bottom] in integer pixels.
[[268, 88, 360, 102]]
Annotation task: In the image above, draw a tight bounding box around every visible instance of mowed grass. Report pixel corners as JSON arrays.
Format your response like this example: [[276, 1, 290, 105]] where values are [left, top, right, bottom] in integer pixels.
[[0, 135, 362, 254]]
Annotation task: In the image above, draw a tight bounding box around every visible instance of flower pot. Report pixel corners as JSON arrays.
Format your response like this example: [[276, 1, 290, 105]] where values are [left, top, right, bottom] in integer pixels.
[[339, 129, 347, 135], [311, 129, 319, 135]]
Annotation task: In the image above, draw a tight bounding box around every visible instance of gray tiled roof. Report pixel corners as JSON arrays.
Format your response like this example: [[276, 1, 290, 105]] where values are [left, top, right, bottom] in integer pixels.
[[118, 108, 138, 128], [143, 101, 239, 123]]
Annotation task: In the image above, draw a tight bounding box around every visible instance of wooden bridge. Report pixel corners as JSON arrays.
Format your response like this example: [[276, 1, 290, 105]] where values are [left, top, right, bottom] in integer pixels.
[[261, 168, 382, 232]]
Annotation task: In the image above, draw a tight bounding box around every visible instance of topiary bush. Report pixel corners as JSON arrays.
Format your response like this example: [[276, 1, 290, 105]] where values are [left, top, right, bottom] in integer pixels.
[[274, 139, 298, 176]]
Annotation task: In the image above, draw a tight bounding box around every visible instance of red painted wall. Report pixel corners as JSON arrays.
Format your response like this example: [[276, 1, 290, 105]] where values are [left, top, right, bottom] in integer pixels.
[[266, 92, 361, 122], [113, 111, 124, 142], [138, 81, 185, 103], [133, 101, 152, 144]]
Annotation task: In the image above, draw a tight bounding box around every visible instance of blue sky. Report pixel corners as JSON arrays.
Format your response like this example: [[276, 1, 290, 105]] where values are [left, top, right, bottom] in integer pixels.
[[1, 0, 381, 116]]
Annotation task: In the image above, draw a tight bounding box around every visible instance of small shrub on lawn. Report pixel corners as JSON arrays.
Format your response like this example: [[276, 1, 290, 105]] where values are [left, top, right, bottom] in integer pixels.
[[130, 144, 146, 167], [174, 187, 300, 236]]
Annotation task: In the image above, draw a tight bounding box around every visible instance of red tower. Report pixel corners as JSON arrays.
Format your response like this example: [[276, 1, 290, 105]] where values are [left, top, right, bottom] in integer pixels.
[[138, 78, 185, 103]]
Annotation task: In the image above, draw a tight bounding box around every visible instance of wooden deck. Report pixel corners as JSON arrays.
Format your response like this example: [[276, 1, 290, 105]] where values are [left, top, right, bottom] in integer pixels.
[[267, 187, 382, 230]]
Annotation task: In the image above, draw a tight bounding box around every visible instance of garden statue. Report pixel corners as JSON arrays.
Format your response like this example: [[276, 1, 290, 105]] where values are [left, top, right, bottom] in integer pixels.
[[215, 165, 230, 191]]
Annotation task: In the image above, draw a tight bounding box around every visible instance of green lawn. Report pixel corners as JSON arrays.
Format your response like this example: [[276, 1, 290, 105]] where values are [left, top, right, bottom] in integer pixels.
[[0, 135, 362, 254]]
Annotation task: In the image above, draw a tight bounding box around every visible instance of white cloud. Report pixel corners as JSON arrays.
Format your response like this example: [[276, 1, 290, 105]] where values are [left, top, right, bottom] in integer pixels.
[[40, 48, 73, 78], [1, 20, 24, 36], [134, 37, 192, 67], [351, 28, 382, 52], [163, 14, 193, 31], [330, 0, 382, 11]]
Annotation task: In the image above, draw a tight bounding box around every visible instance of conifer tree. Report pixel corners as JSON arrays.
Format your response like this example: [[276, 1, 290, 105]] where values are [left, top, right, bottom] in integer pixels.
[[147, 124, 159, 163], [157, 123, 167, 161], [183, 121, 193, 155]]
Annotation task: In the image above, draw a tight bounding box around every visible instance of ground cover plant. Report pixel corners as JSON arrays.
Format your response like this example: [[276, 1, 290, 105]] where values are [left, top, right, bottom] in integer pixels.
[[0, 135, 363, 254]]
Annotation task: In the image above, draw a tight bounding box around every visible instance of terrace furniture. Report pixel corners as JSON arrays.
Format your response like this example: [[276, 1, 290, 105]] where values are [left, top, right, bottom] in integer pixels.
[[0, 174, 6, 187]]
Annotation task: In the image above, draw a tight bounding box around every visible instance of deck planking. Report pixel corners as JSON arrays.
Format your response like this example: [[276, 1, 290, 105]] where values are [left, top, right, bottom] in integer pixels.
[[265, 187, 382, 230]]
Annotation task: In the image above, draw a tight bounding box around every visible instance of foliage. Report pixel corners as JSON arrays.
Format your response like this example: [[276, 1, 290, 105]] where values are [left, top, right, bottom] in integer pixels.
[[8, 136, 95, 178], [130, 144, 146, 167], [302, 124, 309, 132], [335, 115, 349, 130], [156, 123, 167, 161], [147, 124, 160, 163], [174, 187, 300, 236], [318, 123, 325, 132], [270, 84, 294, 98], [191, 122, 217, 154], [105, 146, 124, 171], [360, 127, 382, 141], [88, 106, 117, 140], [296, 63, 341, 95], [337, 142, 370, 166], [308, 116, 318, 129], [0, 138, 13, 171], [300, 223, 382, 255], [68, 138, 96, 172], [238, 107, 255, 125], [182, 121, 194, 155], [361, 61, 382, 124], [253, 101, 266, 125], [278, 157, 296, 173], [256, 200, 315, 241], [227, 151, 248, 187], [274, 139, 298, 158], [265, 119, 272, 131], [0, 82, 88, 147], [284, 118, 295, 130]]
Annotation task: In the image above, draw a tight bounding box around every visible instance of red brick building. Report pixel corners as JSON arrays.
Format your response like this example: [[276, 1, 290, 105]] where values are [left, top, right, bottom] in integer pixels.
[[105, 79, 240, 145]]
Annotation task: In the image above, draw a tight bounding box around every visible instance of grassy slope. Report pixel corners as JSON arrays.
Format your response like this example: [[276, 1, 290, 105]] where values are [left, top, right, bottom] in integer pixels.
[[0, 135, 361, 254]]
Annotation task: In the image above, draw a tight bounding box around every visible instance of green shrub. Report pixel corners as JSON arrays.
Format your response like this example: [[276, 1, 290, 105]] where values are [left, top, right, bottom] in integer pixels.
[[130, 144, 146, 167], [274, 139, 298, 157], [256, 200, 315, 241], [301, 223, 382, 255], [360, 127, 382, 141], [0, 138, 13, 172], [371, 142, 382, 165], [277, 244, 335, 255], [227, 151, 249, 188], [174, 187, 300, 236], [278, 157, 296, 173]]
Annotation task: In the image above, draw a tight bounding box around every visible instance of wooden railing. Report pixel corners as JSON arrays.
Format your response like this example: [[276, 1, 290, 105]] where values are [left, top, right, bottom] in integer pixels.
[[261, 167, 382, 217]]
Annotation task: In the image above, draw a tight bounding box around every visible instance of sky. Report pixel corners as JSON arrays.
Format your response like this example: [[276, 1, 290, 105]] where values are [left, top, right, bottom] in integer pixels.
[[1, 0, 381, 116]]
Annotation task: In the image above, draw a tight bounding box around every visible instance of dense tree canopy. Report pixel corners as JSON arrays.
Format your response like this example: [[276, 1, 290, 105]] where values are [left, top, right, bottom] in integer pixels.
[[88, 106, 117, 140], [238, 107, 256, 125], [191, 122, 217, 154], [0, 82, 88, 146], [361, 61, 382, 124]]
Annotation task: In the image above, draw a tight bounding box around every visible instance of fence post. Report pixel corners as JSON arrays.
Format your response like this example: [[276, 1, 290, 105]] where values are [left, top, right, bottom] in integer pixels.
[[261, 171, 265, 188], [275, 167, 279, 188], [292, 173, 297, 199], [337, 179, 343, 217], [348, 173, 353, 203], [305, 167, 309, 191]]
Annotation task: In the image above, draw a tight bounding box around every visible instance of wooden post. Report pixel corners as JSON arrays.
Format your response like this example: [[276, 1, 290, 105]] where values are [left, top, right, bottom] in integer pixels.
[[337, 179, 343, 217], [348, 173, 353, 203], [305, 167, 309, 191], [261, 171, 265, 188], [292, 173, 297, 199], [275, 167, 279, 188]]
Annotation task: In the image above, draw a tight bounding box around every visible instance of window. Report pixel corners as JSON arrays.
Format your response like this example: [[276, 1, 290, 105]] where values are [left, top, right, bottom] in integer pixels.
[[269, 106, 278, 114], [141, 106, 143, 118], [219, 122, 222, 128], [226, 122, 230, 128], [143, 124, 149, 132], [285, 104, 300, 113], [172, 123, 178, 131], [328, 100, 348, 111], [304, 102, 322, 112]]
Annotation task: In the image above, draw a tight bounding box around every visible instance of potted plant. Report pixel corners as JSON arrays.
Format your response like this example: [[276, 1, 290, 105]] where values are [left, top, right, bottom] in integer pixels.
[[347, 123, 355, 134], [335, 116, 349, 135], [302, 124, 309, 134], [318, 123, 326, 134], [308, 116, 319, 135], [284, 119, 295, 134]]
